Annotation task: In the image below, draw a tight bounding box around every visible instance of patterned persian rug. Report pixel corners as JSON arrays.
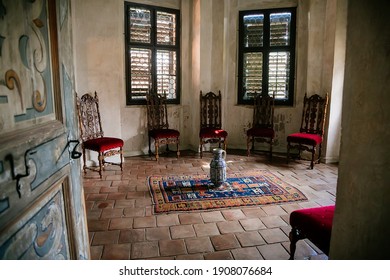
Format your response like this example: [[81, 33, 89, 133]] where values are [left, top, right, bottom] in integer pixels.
[[148, 170, 307, 214]]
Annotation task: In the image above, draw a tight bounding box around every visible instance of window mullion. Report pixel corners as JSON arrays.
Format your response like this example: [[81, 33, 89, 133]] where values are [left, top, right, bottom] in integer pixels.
[[263, 12, 270, 97], [151, 9, 157, 95]]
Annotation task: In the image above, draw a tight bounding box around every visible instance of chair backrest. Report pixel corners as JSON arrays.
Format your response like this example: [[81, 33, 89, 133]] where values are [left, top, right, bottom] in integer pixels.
[[146, 93, 170, 130], [76, 91, 104, 142], [200, 91, 222, 129], [300, 93, 329, 136], [252, 91, 275, 129]]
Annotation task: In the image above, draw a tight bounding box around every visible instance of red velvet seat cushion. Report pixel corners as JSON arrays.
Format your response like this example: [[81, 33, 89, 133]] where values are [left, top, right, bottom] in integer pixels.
[[287, 133, 323, 146], [290, 205, 335, 255], [84, 137, 124, 152], [150, 129, 180, 139], [247, 127, 275, 138], [199, 127, 228, 138]]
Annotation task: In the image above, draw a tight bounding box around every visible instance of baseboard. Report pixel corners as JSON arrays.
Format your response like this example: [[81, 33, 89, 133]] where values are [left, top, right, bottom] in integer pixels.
[[123, 150, 145, 157], [323, 156, 339, 164], [123, 144, 194, 158]]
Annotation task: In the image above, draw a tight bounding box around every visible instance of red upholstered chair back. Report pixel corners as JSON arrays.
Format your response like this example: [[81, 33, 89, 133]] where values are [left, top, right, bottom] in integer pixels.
[[76, 91, 104, 142], [300, 93, 328, 136], [200, 91, 222, 130], [146, 93, 170, 131], [252, 91, 274, 129]]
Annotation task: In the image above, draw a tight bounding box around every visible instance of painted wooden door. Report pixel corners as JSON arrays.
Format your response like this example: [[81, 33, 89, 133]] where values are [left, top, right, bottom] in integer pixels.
[[0, 0, 90, 259]]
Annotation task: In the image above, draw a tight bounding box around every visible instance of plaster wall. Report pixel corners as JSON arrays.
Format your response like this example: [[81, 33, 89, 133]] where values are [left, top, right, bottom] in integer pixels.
[[72, 0, 342, 163], [325, 0, 346, 163], [192, 0, 226, 153], [306, 0, 326, 92], [330, 0, 390, 259]]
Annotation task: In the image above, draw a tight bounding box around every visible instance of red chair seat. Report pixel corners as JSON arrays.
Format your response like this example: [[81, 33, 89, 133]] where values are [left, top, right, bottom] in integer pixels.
[[247, 127, 274, 138], [150, 129, 180, 139], [287, 132, 323, 146], [199, 127, 228, 138], [290, 205, 335, 255], [84, 137, 124, 152]]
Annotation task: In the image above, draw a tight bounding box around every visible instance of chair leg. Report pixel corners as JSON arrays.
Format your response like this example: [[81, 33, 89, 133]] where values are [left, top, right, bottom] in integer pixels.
[[119, 147, 123, 171], [176, 138, 180, 158], [247, 136, 251, 157], [270, 139, 273, 161], [82, 147, 87, 174], [148, 135, 152, 157], [287, 142, 290, 164], [310, 146, 315, 169], [289, 228, 300, 260], [317, 143, 323, 164], [223, 139, 227, 152], [155, 142, 159, 161], [200, 138, 203, 158], [98, 152, 103, 179], [246, 136, 251, 157]]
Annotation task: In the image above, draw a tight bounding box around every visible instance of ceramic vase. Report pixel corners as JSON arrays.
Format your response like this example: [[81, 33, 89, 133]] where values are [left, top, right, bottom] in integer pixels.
[[210, 148, 227, 187]]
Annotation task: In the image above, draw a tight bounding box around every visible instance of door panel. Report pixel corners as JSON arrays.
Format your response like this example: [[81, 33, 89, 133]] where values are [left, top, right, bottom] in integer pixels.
[[0, 0, 89, 259], [0, 174, 71, 259]]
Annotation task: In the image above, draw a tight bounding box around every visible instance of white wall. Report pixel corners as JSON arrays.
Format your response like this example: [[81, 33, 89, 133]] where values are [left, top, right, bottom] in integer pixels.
[[72, 0, 342, 163]]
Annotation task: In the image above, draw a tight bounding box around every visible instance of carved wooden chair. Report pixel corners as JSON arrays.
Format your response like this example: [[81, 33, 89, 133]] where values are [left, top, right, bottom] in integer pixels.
[[246, 91, 275, 159], [287, 93, 328, 169], [289, 205, 335, 259], [76, 91, 123, 178], [146, 93, 180, 161], [199, 91, 228, 158]]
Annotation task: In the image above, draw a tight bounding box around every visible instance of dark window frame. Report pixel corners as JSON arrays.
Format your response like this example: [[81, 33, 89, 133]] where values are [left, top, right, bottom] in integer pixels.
[[238, 7, 296, 106], [124, 2, 181, 105]]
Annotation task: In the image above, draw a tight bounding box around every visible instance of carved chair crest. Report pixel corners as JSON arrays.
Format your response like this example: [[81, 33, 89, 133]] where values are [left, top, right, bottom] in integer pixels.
[[146, 93, 170, 130], [300, 93, 328, 136], [252, 91, 274, 129], [76, 92, 104, 142], [200, 91, 222, 129]]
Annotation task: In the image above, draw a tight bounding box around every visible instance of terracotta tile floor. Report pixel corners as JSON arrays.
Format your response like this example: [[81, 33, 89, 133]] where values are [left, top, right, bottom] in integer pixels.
[[83, 149, 337, 260]]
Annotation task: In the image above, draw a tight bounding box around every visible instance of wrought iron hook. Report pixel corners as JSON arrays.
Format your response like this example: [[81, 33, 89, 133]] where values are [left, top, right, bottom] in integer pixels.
[[68, 140, 82, 159], [4, 149, 36, 198], [57, 138, 82, 161]]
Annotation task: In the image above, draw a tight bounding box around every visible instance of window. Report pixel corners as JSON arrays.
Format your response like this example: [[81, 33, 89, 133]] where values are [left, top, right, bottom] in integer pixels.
[[125, 2, 180, 105], [238, 8, 296, 106]]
